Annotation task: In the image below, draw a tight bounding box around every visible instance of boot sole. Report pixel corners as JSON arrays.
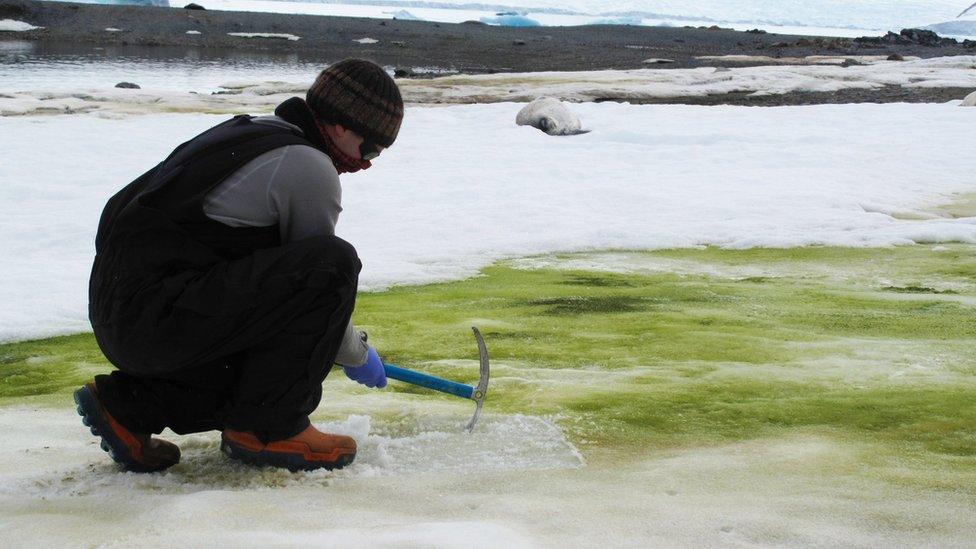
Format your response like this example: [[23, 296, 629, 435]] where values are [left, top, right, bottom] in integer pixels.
[[73, 384, 173, 473], [220, 439, 356, 472]]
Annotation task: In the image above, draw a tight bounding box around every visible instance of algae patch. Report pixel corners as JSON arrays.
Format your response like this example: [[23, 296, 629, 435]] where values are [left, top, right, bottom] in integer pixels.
[[2, 245, 974, 490]]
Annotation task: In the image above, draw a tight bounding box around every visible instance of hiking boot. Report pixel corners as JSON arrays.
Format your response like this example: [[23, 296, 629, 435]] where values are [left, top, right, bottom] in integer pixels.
[[73, 382, 180, 473], [221, 425, 357, 472]]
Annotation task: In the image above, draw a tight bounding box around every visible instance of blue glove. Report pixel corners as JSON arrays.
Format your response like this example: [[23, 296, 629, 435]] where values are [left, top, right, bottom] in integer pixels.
[[343, 346, 387, 388]]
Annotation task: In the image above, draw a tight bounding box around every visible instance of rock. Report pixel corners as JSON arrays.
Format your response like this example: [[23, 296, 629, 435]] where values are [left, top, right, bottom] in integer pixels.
[[964, 39, 976, 48], [183, 3, 205, 9], [770, 42, 790, 48], [745, 29, 767, 34], [887, 53, 904, 61], [114, 82, 141, 89], [962, 91, 976, 106], [642, 58, 675, 64], [795, 38, 814, 47], [391, 40, 406, 47], [513, 39, 526, 46], [393, 68, 414, 78], [901, 28, 954, 46], [856, 28, 956, 47], [516, 97, 585, 136]]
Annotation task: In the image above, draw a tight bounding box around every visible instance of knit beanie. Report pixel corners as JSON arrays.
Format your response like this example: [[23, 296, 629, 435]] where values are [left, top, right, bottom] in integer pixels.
[[306, 59, 404, 148]]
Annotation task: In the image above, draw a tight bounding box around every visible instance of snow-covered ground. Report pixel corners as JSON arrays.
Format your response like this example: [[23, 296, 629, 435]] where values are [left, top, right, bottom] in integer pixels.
[[1, 404, 974, 547], [2, 99, 975, 342], [4, 9, 976, 544], [5, 55, 976, 115]]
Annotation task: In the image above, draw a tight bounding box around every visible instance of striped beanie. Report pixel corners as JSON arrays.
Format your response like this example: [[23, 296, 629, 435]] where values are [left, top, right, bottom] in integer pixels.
[[306, 59, 404, 148]]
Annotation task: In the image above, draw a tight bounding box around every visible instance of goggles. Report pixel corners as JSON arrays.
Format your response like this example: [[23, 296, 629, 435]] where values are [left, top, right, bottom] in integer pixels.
[[359, 139, 382, 161]]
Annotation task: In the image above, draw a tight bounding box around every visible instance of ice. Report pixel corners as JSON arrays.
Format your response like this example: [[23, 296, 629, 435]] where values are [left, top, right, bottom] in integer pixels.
[[186, 0, 972, 37], [479, 14, 541, 27], [226, 32, 301, 41], [386, 9, 422, 21], [0, 19, 43, 31], [353, 37, 379, 44], [923, 10, 976, 38], [963, 90, 976, 105], [1, 405, 974, 546], [0, 408, 581, 496]]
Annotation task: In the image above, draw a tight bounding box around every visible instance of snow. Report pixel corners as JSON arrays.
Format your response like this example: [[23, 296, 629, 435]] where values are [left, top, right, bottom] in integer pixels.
[[696, 54, 920, 65], [1, 406, 974, 546], [0, 19, 43, 32], [353, 37, 378, 44], [104, 27, 123, 32], [1, 100, 975, 342], [185, 30, 201, 34], [392, 57, 976, 104], [3, 56, 976, 116], [226, 32, 301, 41], [963, 90, 976, 105], [925, 18, 976, 39]]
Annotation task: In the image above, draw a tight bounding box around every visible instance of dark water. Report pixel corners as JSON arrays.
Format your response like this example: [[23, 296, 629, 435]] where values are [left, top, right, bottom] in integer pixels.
[[0, 40, 333, 93]]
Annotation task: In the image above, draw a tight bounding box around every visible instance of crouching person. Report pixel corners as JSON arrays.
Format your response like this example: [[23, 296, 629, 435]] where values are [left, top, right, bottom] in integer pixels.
[[74, 59, 403, 472]]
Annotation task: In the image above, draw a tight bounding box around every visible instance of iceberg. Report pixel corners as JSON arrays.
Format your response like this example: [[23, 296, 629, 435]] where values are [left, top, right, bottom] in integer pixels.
[[479, 14, 541, 27]]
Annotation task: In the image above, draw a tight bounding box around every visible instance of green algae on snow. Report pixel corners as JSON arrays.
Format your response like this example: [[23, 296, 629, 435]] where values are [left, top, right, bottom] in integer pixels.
[[2, 245, 974, 487], [0, 334, 108, 400]]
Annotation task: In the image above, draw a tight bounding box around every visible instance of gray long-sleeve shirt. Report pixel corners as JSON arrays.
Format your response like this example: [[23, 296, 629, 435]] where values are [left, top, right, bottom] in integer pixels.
[[202, 115, 369, 367]]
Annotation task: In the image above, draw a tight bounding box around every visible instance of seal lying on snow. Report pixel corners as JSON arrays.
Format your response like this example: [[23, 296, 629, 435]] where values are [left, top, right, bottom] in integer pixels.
[[516, 97, 588, 135]]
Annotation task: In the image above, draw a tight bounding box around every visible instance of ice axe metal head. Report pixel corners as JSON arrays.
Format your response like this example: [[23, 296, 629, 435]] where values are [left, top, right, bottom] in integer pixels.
[[466, 326, 490, 432], [381, 326, 490, 432]]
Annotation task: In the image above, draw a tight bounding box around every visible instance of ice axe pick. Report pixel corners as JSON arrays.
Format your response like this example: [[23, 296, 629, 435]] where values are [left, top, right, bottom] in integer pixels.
[[382, 327, 490, 432]]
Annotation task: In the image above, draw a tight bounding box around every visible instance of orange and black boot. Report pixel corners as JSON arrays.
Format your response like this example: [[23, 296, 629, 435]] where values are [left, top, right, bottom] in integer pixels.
[[221, 424, 356, 472], [73, 382, 180, 473]]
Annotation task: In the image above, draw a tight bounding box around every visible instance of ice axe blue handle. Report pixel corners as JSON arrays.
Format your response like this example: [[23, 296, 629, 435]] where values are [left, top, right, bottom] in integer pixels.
[[382, 364, 475, 400], [378, 327, 490, 432]]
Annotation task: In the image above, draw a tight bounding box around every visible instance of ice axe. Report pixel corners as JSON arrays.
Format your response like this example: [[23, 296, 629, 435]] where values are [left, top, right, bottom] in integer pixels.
[[382, 327, 490, 432]]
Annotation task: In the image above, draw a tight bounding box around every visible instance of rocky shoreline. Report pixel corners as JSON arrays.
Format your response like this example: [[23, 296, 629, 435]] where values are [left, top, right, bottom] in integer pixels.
[[2, 0, 976, 106]]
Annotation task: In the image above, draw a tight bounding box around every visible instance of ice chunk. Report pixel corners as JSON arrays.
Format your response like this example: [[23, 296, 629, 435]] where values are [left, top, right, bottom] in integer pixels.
[[388, 9, 421, 21], [479, 14, 540, 27], [226, 32, 300, 41], [0, 19, 43, 31], [961, 90, 976, 106]]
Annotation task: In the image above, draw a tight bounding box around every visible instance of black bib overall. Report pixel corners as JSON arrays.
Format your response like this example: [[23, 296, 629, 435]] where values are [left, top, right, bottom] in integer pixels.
[[90, 102, 361, 441]]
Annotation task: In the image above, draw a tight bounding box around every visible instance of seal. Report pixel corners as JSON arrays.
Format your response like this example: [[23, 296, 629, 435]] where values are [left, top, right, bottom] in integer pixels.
[[516, 97, 588, 135]]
